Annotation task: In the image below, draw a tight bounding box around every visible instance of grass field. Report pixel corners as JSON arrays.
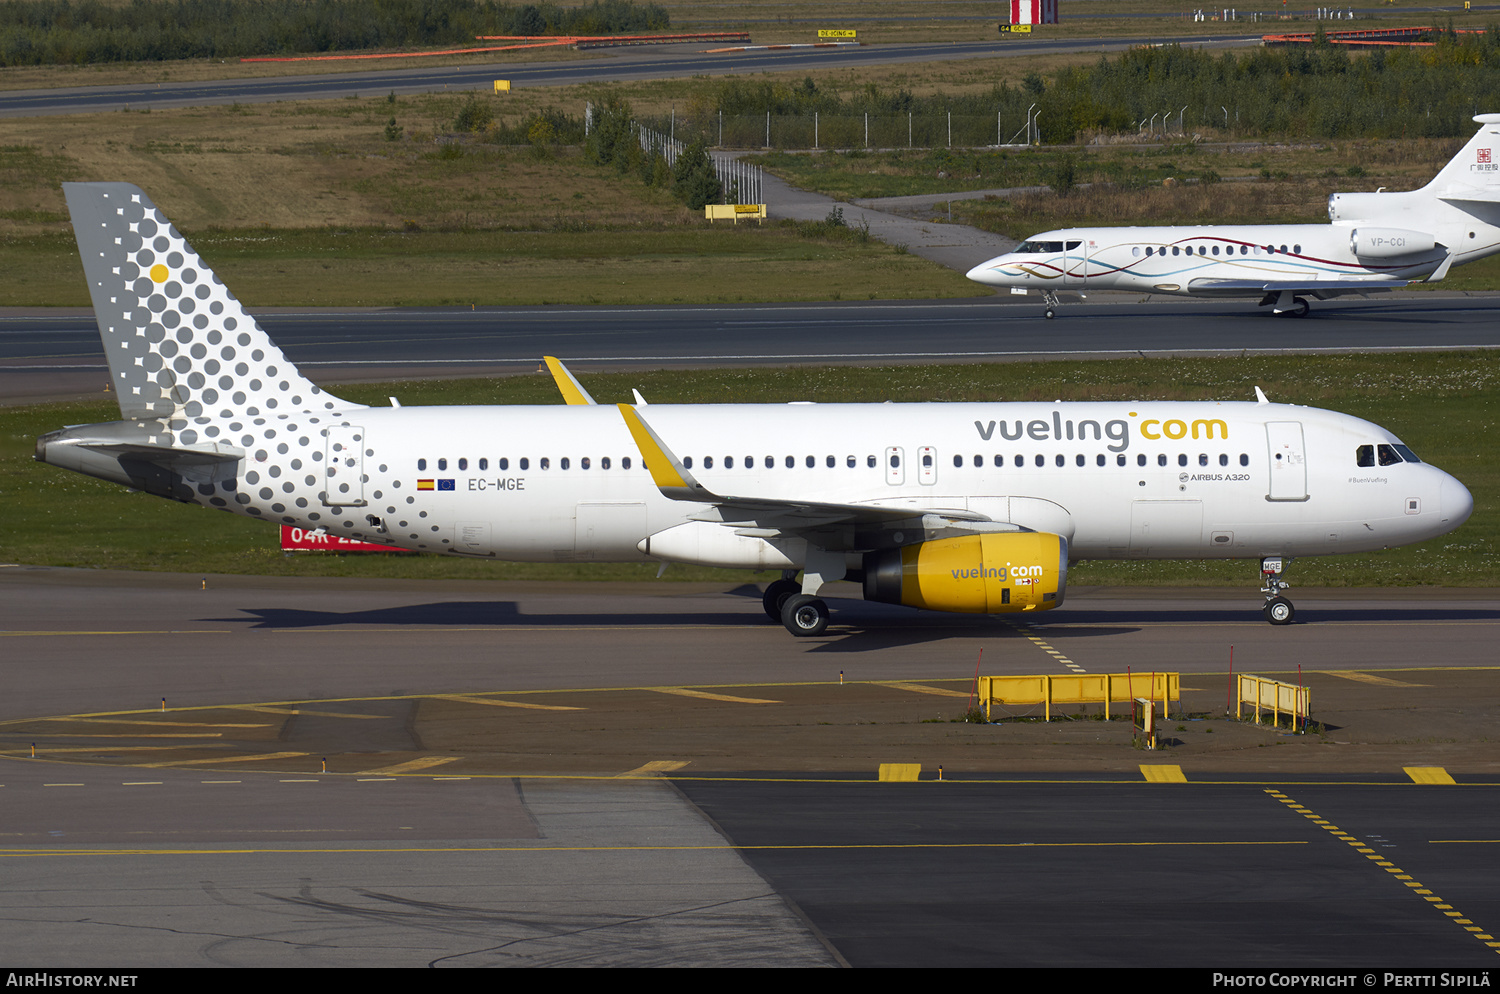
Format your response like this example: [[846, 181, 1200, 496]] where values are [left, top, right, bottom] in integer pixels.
[[4, 354, 1495, 587]]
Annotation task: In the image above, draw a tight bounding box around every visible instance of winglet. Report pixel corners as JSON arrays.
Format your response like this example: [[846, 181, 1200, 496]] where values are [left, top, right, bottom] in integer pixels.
[[1254, 386, 1269, 405], [543, 356, 596, 405], [616, 404, 715, 501]]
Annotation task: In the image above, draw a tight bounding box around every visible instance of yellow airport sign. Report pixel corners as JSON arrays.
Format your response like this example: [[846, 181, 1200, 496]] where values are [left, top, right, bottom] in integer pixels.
[[818, 29, 856, 38], [1000, 24, 1033, 34], [493, 79, 511, 92]]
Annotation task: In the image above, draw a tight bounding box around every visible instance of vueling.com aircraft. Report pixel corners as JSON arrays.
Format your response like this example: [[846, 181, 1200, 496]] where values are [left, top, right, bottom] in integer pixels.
[[967, 114, 1500, 318], [39, 183, 1472, 636]]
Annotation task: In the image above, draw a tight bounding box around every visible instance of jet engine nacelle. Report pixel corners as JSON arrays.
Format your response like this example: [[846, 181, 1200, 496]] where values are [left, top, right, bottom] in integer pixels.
[[1349, 227, 1437, 259], [862, 532, 1068, 614]]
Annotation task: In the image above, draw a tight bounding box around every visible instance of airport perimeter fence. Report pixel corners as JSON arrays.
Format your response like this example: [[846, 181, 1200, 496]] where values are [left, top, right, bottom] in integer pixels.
[[638, 111, 1034, 153], [637, 125, 764, 205]]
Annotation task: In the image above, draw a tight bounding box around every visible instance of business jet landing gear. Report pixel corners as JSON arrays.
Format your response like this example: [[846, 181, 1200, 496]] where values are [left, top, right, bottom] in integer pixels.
[[1266, 290, 1310, 317], [762, 576, 801, 621], [1259, 556, 1295, 625], [1042, 290, 1060, 320]]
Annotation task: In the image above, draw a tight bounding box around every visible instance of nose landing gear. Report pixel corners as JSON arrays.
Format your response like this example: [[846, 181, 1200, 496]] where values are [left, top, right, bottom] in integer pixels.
[[1042, 290, 1060, 319], [1260, 556, 1295, 625]]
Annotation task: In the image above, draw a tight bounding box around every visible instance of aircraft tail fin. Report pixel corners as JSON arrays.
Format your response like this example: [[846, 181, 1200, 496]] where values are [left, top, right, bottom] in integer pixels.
[[63, 182, 360, 421], [1422, 114, 1500, 199]]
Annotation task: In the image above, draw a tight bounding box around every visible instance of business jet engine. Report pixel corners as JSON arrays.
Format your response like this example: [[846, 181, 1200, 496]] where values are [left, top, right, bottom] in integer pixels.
[[862, 532, 1068, 614], [1349, 227, 1438, 259]]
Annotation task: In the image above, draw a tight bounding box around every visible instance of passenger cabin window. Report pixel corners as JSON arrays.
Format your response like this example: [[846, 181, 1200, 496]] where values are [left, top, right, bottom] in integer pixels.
[[438, 458, 447, 470], [417, 458, 427, 471]]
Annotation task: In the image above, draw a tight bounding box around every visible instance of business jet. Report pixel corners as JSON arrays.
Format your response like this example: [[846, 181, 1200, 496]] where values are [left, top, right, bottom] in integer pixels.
[[967, 114, 1500, 318], [37, 183, 1472, 637]]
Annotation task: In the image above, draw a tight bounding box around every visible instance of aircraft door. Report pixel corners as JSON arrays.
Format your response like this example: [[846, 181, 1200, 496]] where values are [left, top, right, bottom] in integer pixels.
[[918, 446, 937, 485], [1265, 422, 1308, 501], [885, 447, 905, 486], [1063, 239, 1085, 287], [323, 425, 366, 507]]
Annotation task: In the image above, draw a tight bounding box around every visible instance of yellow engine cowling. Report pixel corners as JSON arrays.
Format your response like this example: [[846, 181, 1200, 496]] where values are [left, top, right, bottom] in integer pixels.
[[863, 532, 1068, 614]]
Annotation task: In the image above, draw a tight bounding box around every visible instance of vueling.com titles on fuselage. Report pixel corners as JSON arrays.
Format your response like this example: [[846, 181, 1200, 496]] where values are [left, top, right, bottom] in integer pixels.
[[972, 412, 1229, 451]]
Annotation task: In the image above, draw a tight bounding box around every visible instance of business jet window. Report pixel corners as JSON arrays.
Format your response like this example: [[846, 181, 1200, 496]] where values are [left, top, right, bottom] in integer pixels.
[[1279, 244, 1288, 254], [1172, 246, 1180, 256], [1066, 240, 1081, 250], [1212, 246, 1220, 256], [1240, 245, 1249, 255], [1198, 246, 1207, 256], [1294, 244, 1302, 254], [1133, 247, 1141, 257], [1016, 240, 1064, 253]]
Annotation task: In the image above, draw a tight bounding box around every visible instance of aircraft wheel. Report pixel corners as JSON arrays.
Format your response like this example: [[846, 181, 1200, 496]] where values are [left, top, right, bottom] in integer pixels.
[[1294, 299, 1310, 317], [762, 579, 801, 622], [1044, 308, 1056, 320], [1263, 597, 1295, 626], [781, 594, 829, 637]]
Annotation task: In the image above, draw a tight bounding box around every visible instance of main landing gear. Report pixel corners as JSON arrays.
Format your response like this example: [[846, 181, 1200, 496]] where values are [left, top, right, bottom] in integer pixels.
[[762, 573, 831, 637], [1263, 290, 1310, 317], [1259, 556, 1295, 625]]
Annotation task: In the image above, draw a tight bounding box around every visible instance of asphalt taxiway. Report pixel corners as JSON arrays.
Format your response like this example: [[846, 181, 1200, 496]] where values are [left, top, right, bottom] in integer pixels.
[[3, 569, 1499, 966]]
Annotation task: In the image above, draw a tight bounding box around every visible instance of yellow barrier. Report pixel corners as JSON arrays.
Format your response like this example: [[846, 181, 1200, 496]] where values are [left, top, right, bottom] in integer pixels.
[[1237, 675, 1310, 730], [494, 79, 511, 92], [977, 672, 1178, 721], [705, 203, 766, 223]]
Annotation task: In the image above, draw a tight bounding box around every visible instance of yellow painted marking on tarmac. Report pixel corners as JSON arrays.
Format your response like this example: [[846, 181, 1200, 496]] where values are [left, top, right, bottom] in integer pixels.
[[0, 839, 1312, 859], [1141, 765, 1187, 783], [616, 761, 690, 778], [434, 694, 582, 711], [872, 681, 971, 699], [1431, 839, 1500, 844], [653, 688, 780, 704], [0, 630, 230, 637], [40, 718, 269, 728], [1267, 788, 1499, 957], [1008, 621, 1086, 672], [1, 745, 223, 755], [1324, 671, 1427, 687], [1405, 766, 1457, 785], [136, 751, 309, 768], [361, 756, 461, 775], [227, 706, 383, 719], [21, 733, 223, 739], [879, 764, 921, 782]]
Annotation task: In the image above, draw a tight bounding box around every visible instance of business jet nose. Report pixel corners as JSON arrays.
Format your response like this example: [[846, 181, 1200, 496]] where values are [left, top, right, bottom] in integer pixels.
[[1440, 474, 1474, 528], [966, 257, 1004, 284]]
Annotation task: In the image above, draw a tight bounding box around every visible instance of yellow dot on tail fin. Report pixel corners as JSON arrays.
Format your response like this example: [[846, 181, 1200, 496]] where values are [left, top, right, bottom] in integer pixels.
[[150, 264, 168, 282]]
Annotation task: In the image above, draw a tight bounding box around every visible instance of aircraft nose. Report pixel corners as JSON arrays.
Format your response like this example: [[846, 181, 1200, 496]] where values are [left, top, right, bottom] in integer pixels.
[[1440, 474, 1474, 528], [966, 258, 1004, 284]]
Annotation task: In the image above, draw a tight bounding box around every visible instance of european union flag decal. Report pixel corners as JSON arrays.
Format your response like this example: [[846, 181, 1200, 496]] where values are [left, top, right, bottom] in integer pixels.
[[437, 479, 456, 491]]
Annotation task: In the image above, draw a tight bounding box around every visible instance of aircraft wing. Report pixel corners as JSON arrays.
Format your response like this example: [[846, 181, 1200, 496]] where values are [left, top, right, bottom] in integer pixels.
[[616, 404, 989, 531], [1186, 277, 1411, 296]]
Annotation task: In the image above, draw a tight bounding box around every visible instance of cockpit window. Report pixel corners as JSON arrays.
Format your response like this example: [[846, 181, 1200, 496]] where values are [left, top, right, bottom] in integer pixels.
[[1016, 240, 1065, 254], [1359, 443, 1421, 466]]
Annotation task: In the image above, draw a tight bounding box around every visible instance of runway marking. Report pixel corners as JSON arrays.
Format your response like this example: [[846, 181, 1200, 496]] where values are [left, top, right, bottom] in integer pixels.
[[136, 751, 309, 768], [1404, 767, 1457, 785], [434, 694, 582, 711], [1325, 671, 1428, 687], [653, 689, 781, 704], [1010, 622, 1088, 673], [1140, 765, 1187, 783], [0, 745, 226, 756], [0, 630, 230, 637], [362, 756, 460, 774], [616, 761, 690, 778], [40, 718, 271, 728], [1266, 789, 1499, 956], [873, 681, 970, 699], [20, 733, 223, 739], [227, 706, 383, 719], [0, 839, 1313, 858]]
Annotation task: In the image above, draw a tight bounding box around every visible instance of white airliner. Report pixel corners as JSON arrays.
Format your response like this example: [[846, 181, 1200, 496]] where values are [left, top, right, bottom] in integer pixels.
[[38, 183, 1472, 635], [967, 114, 1500, 318]]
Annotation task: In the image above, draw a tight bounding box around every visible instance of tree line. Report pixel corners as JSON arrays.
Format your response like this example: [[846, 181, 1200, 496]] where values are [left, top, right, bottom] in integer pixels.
[[0, 0, 669, 65]]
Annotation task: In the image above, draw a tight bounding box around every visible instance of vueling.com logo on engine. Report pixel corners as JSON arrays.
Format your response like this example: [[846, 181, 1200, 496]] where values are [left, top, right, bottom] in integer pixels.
[[951, 563, 1045, 582]]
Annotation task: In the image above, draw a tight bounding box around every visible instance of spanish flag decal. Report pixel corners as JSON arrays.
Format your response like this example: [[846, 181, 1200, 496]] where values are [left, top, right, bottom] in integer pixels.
[[417, 479, 435, 491]]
